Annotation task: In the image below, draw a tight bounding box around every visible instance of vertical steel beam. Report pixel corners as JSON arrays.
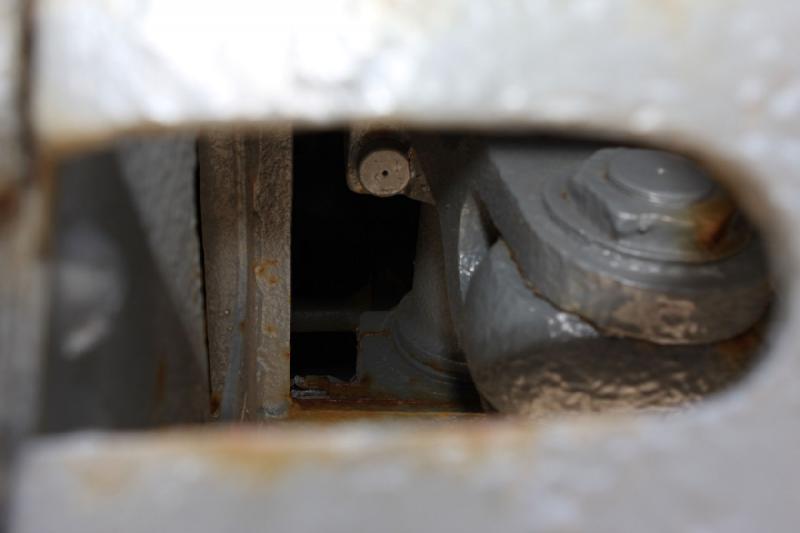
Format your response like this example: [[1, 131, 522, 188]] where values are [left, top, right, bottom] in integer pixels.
[[199, 130, 292, 420]]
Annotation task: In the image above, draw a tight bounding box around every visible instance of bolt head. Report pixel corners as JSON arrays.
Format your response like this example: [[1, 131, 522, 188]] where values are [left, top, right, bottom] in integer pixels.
[[552, 148, 747, 262]]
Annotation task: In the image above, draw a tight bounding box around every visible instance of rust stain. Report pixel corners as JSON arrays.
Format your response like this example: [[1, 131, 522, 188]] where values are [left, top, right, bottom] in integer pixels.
[[690, 193, 737, 251], [267, 274, 279, 286], [0, 185, 19, 227], [287, 402, 484, 423], [70, 460, 137, 498], [714, 323, 764, 369], [62, 421, 546, 501], [210, 392, 222, 418], [138, 416, 535, 484], [608, 285, 700, 343], [254, 259, 279, 277], [291, 375, 480, 414], [263, 323, 278, 337], [169, 435, 338, 481]]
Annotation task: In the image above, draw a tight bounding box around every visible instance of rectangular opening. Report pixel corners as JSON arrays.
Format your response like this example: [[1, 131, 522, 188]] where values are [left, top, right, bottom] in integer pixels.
[[289, 130, 420, 405]]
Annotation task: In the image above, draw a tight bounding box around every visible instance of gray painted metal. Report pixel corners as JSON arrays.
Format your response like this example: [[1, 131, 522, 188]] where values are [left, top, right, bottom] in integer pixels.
[[6, 0, 800, 531], [355, 311, 478, 406], [463, 240, 764, 416], [392, 205, 465, 377], [117, 136, 207, 370], [357, 205, 479, 405], [404, 139, 767, 413], [475, 144, 771, 345], [562, 149, 742, 263], [40, 145, 209, 431]]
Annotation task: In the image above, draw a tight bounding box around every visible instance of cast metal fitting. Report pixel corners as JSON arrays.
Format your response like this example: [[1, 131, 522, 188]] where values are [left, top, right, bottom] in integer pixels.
[[357, 148, 411, 197]]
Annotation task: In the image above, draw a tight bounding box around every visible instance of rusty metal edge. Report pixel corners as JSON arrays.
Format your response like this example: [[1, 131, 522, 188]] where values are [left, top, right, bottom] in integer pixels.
[[199, 130, 292, 421]]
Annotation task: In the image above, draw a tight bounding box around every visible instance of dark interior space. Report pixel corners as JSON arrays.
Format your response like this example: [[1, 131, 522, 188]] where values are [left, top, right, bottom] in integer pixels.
[[290, 131, 420, 381], [289, 332, 358, 382]]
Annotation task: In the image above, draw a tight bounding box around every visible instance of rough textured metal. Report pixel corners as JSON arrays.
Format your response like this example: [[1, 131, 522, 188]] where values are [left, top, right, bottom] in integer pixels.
[[471, 143, 771, 345], [11, 410, 800, 533], [385, 138, 767, 414], [199, 130, 292, 420], [116, 136, 207, 369], [463, 241, 763, 417], [30, 0, 800, 164], [13, 0, 800, 532]]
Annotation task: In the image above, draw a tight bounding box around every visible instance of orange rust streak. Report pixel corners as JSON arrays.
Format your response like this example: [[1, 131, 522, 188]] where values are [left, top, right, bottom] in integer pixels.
[[691, 193, 737, 251], [291, 375, 483, 415], [253, 259, 279, 277], [122, 419, 537, 483], [287, 403, 485, 423], [714, 323, 765, 368], [209, 392, 222, 418]]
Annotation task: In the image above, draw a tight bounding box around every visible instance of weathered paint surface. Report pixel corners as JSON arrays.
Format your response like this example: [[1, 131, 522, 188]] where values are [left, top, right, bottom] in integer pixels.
[[199, 131, 292, 420], [11, 407, 800, 533], [10, 0, 800, 532]]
